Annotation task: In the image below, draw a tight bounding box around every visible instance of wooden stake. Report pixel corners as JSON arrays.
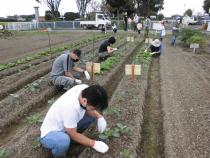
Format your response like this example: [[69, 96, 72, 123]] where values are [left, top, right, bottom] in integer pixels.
[[91, 63, 94, 80], [131, 64, 135, 81]]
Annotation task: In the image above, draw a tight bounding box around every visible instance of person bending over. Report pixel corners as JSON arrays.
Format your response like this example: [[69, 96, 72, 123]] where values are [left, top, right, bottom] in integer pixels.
[[40, 84, 109, 157], [98, 36, 118, 61], [50, 49, 90, 90]]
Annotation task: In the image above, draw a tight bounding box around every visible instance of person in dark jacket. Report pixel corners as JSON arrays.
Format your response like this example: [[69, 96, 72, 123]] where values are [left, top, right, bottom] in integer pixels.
[[98, 36, 118, 61]]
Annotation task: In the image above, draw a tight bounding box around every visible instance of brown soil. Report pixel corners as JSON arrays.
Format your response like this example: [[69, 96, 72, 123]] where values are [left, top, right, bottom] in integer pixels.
[[0, 36, 141, 158], [0, 31, 89, 64], [138, 57, 165, 158], [161, 39, 210, 157]]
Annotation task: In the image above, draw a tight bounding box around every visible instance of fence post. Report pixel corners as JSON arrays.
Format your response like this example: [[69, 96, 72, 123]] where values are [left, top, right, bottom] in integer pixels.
[[54, 22, 56, 30], [73, 21, 75, 29]]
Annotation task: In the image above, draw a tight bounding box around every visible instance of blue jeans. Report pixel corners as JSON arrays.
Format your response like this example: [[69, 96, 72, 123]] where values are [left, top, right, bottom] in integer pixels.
[[40, 113, 96, 157], [171, 36, 176, 46]]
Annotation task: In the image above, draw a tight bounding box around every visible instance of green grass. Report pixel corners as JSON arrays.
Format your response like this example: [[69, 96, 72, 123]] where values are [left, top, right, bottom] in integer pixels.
[[26, 114, 43, 125]]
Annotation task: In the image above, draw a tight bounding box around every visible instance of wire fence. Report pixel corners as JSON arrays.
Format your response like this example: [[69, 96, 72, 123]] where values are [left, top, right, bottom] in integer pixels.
[[5, 21, 81, 31]]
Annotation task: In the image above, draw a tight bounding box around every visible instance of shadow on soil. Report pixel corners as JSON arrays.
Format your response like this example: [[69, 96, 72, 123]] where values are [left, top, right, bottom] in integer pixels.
[[137, 56, 165, 158]]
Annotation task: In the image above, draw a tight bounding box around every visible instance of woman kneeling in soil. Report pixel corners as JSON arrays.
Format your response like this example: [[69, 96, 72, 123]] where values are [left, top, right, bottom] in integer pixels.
[[149, 39, 162, 56], [40, 84, 109, 157]]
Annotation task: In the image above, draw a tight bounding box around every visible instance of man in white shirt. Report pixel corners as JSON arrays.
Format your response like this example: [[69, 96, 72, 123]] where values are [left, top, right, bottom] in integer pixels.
[[40, 84, 109, 157]]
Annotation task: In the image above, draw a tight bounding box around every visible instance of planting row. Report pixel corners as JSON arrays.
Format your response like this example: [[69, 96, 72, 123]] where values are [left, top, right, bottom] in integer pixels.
[[78, 49, 152, 158], [0, 36, 143, 158], [0, 34, 130, 134]]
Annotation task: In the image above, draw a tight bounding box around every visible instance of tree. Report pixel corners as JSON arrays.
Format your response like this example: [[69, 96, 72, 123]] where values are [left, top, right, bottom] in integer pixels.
[[76, 0, 91, 18], [134, 0, 164, 17], [36, 0, 61, 18], [87, 0, 101, 13], [64, 12, 80, 21], [106, 0, 135, 16], [157, 13, 164, 21], [184, 9, 193, 17], [203, 0, 210, 13]]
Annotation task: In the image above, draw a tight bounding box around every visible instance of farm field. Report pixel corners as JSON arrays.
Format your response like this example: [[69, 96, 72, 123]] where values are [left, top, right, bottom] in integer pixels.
[[0, 30, 210, 158]]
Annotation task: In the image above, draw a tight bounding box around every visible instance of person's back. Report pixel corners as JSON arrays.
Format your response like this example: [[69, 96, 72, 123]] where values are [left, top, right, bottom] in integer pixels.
[[50, 52, 74, 81], [99, 40, 109, 53]]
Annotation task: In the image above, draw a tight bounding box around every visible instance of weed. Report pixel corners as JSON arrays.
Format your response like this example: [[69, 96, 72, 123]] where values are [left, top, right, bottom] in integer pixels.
[[26, 114, 43, 125], [0, 149, 10, 158]]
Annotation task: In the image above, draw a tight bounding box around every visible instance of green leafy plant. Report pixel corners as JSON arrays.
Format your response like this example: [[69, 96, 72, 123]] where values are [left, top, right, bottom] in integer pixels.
[[32, 137, 41, 149], [180, 28, 204, 45], [48, 98, 56, 106], [104, 107, 120, 116], [120, 149, 134, 158], [0, 149, 10, 158], [9, 93, 20, 104], [99, 123, 131, 140], [26, 114, 43, 125], [187, 35, 205, 45]]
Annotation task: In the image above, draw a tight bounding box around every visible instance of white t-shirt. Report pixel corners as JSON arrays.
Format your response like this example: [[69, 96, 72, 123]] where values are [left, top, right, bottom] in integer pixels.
[[40, 84, 88, 138]]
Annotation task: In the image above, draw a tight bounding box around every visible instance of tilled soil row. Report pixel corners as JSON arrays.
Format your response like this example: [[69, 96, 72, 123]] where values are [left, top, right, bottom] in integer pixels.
[[0, 38, 143, 158], [0, 34, 109, 79], [79, 54, 150, 158], [0, 40, 104, 100], [0, 38, 129, 133]]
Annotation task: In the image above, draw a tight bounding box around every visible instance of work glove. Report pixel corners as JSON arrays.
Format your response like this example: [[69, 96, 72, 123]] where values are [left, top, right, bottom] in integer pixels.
[[113, 48, 118, 51], [92, 141, 109, 153], [84, 70, 90, 80], [74, 79, 82, 84], [97, 117, 107, 133]]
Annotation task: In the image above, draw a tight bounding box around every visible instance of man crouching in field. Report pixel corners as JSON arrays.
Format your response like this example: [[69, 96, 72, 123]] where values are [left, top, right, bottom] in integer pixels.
[[50, 49, 90, 91], [40, 84, 109, 157]]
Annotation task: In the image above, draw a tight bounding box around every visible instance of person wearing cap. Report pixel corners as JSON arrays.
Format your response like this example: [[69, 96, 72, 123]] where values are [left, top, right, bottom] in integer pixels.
[[149, 39, 162, 55], [40, 84, 109, 157], [98, 36, 118, 61], [50, 49, 90, 90]]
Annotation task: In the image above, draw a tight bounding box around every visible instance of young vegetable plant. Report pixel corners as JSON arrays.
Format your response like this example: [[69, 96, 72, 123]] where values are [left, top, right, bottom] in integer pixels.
[[32, 137, 41, 149], [104, 107, 120, 116], [99, 123, 131, 140], [120, 149, 134, 158], [48, 97, 56, 107], [26, 114, 43, 125], [9, 93, 20, 104], [0, 149, 10, 158]]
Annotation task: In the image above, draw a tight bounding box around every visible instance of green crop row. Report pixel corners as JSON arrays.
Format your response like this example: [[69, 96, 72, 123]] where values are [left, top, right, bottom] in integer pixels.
[[0, 34, 108, 71]]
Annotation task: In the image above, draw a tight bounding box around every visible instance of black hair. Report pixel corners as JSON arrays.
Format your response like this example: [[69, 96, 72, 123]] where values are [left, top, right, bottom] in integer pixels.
[[108, 36, 116, 44], [73, 49, 81, 57], [82, 84, 108, 111]]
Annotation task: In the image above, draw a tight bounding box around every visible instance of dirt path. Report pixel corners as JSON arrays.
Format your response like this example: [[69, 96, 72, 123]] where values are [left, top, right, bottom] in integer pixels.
[[160, 39, 210, 158]]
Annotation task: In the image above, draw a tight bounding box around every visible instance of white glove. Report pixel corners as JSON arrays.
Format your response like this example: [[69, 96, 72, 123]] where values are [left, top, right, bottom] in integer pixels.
[[84, 70, 90, 80], [74, 79, 82, 84], [97, 117, 107, 133], [92, 141, 109, 153], [113, 48, 118, 51]]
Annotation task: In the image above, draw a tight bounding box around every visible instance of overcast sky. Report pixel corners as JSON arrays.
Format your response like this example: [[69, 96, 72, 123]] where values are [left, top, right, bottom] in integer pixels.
[[0, 0, 205, 18]]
